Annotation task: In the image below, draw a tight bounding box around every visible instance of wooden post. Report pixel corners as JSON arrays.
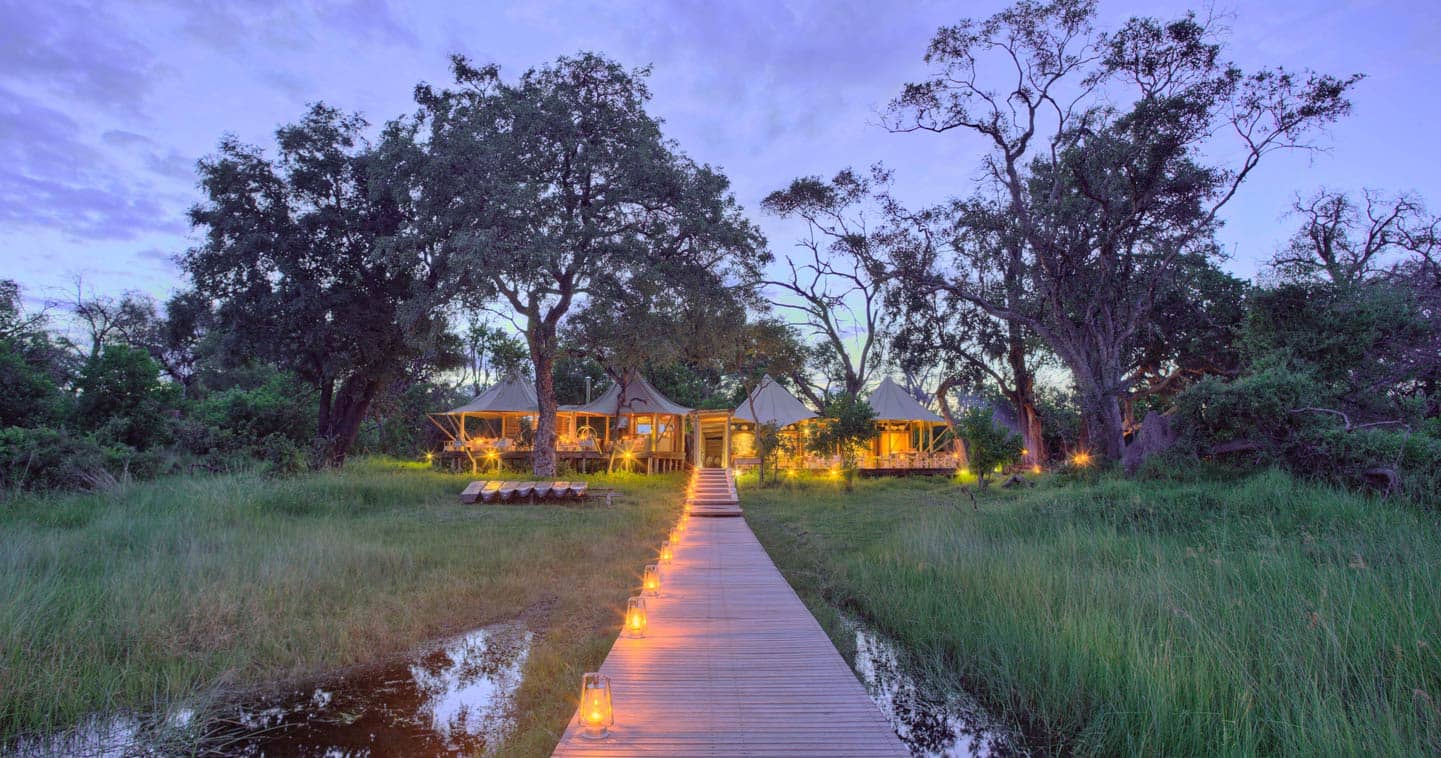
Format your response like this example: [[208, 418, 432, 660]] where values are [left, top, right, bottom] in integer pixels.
[[722, 415, 731, 469]]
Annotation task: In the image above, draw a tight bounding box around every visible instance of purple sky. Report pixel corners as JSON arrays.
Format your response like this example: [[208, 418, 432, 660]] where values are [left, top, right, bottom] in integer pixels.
[[3, 0, 1439, 315]]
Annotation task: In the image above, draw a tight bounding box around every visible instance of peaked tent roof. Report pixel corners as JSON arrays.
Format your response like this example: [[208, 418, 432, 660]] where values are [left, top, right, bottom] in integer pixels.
[[866, 377, 945, 423], [442, 373, 539, 415], [572, 372, 693, 416], [733, 374, 817, 428]]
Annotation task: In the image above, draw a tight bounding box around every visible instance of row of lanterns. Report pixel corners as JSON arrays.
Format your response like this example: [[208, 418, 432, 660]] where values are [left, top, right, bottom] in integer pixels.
[[578, 512, 688, 739]]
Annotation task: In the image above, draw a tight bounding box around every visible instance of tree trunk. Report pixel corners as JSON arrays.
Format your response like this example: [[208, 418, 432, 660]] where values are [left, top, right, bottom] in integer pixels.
[[530, 334, 559, 478], [1073, 371, 1126, 462], [317, 374, 380, 467], [1005, 321, 1047, 468], [933, 376, 969, 471]]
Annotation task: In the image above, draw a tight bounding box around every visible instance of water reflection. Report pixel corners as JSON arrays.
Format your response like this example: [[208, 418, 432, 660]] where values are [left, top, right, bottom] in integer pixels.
[[217, 623, 532, 756], [8, 623, 532, 758], [845, 615, 1023, 757]]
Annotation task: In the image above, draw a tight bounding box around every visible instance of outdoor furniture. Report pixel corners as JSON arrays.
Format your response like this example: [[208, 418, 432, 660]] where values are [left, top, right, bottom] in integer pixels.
[[544, 481, 569, 498], [459, 480, 489, 504], [477, 481, 504, 503], [495, 481, 522, 501], [568, 481, 589, 499]]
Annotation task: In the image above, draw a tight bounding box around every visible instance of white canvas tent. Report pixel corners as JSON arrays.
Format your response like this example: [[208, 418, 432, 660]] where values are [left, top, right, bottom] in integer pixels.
[[865, 377, 946, 461], [732, 374, 817, 428]]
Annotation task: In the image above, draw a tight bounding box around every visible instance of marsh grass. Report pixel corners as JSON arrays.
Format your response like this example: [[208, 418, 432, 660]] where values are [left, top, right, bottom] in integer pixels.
[[742, 470, 1441, 755], [0, 458, 683, 755]]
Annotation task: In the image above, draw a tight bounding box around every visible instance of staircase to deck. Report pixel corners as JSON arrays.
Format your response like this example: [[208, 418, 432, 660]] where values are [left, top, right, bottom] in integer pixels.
[[685, 466, 741, 517]]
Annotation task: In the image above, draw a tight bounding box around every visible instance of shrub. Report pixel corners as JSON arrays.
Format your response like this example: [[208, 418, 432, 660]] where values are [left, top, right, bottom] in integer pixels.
[[0, 427, 118, 491], [191, 368, 315, 455], [73, 344, 179, 450], [957, 406, 1022, 487]]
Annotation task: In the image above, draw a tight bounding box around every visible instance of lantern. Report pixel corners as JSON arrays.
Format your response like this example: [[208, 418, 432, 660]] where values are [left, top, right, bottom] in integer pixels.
[[659, 540, 673, 565], [675, 515, 687, 533], [669, 525, 682, 546], [578, 672, 614, 738], [624, 596, 647, 639], [642, 563, 661, 596]]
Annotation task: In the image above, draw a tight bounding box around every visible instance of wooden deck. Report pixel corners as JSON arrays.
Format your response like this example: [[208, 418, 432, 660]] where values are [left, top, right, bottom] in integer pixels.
[[551, 514, 907, 757]]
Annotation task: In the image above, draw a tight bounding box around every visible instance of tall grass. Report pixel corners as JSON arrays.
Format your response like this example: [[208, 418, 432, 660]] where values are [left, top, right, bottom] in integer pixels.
[[743, 470, 1441, 755], [0, 458, 683, 755]]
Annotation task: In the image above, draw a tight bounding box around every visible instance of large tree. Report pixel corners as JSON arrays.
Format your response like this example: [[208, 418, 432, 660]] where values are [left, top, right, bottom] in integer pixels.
[[760, 168, 891, 405], [885, 0, 1359, 462], [411, 54, 765, 476], [185, 104, 459, 465]]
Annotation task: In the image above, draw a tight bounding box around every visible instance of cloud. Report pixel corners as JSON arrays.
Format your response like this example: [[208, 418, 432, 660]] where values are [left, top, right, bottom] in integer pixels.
[[0, 1, 163, 116], [0, 89, 186, 240]]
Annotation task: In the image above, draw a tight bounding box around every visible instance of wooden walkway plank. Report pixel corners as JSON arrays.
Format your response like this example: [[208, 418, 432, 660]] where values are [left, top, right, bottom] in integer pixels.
[[552, 497, 907, 757]]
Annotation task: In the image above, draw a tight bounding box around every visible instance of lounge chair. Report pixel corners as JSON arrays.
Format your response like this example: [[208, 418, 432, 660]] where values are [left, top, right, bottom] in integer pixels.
[[513, 482, 538, 501], [477, 481, 504, 503], [459, 480, 489, 504], [567, 481, 589, 499], [495, 481, 522, 501], [543, 481, 569, 498]]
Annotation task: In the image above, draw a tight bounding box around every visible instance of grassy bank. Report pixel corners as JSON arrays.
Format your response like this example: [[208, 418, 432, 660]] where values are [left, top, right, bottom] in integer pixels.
[[0, 458, 682, 754], [742, 470, 1441, 756]]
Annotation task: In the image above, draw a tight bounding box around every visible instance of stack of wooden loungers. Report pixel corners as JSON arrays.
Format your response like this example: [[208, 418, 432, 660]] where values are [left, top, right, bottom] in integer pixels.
[[459, 480, 589, 504]]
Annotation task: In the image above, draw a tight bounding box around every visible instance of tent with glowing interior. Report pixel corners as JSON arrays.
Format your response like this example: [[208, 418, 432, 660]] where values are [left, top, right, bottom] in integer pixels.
[[428, 372, 541, 470], [864, 377, 949, 468], [729, 374, 817, 468], [568, 371, 693, 472]]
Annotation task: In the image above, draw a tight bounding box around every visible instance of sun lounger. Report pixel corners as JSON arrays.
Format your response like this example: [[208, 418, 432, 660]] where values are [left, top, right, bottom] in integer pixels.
[[495, 481, 522, 501], [543, 481, 569, 498], [568, 481, 589, 499], [459, 480, 488, 504], [513, 482, 538, 500], [477, 481, 504, 503]]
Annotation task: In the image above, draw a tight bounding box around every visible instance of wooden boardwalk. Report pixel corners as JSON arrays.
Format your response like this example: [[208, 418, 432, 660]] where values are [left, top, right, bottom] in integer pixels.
[[552, 513, 907, 757]]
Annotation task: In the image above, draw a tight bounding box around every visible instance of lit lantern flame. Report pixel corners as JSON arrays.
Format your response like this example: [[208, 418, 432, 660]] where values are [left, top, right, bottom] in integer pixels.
[[424, 452, 434, 463], [1032, 464, 1042, 475], [669, 526, 682, 546], [624, 596, 647, 639], [642, 563, 661, 596], [1070, 451, 1092, 467], [578, 672, 614, 738], [659, 540, 673, 565]]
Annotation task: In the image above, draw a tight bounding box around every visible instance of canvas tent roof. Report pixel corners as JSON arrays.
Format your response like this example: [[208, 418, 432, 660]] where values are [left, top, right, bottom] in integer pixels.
[[733, 374, 817, 428], [571, 373, 692, 416], [866, 377, 944, 423], [442, 373, 538, 415]]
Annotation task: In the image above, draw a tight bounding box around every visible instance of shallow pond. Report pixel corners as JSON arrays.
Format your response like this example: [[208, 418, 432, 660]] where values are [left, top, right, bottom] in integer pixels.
[[845, 615, 1024, 757], [10, 621, 532, 757]]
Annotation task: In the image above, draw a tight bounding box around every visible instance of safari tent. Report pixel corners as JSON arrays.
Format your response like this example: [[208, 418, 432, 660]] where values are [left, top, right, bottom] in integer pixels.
[[728, 374, 818, 468], [864, 377, 951, 470], [570, 371, 692, 472], [428, 372, 539, 470]]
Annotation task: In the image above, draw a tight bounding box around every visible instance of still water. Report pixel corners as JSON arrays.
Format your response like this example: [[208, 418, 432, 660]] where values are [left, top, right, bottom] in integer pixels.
[[10, 622, 532, 757], [845, 615, 1024, 757]]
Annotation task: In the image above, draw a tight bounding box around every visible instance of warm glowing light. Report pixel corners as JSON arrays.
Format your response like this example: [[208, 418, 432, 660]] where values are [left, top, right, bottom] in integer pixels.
[[829, 466, 841, 479], [578, 672, 614, 738], [669, 526, 682, 546], [659, 540, 673, 565], [486, 450, 498, 460], [643, 563, 661, 596], [1032, 464, 1042, 475], [424, 452, 434, 463], [1070, 451, 1093, 467], [624, 596, 647, 639], [622, 450, 635, 461]]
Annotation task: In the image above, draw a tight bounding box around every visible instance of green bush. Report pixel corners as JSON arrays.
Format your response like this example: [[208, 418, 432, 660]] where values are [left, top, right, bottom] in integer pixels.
[[958, 406, 1022, 487], [0, 339, 67, 428], [73, 344, 179, 450], [191, 368, 315, 455], [0, 427, 118, 491]]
